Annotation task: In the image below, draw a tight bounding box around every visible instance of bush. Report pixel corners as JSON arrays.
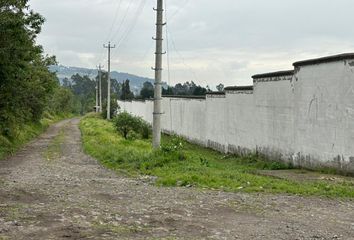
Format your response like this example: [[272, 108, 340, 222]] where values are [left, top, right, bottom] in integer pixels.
[[113, 112, 151, 140]]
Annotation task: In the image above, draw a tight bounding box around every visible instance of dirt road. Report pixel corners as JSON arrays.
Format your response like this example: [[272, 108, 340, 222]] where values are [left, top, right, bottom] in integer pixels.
[[0, 119, 353, 240]]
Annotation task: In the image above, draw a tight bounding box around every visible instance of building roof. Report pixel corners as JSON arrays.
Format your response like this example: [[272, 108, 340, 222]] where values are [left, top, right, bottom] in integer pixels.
[[224, 85, 254, 91], [293, 53, 354, 67], [252, 70, 294, 79]]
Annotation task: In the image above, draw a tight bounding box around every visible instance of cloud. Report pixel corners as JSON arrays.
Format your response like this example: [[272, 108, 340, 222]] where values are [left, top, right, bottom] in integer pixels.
[[30, 0, 354, 87]]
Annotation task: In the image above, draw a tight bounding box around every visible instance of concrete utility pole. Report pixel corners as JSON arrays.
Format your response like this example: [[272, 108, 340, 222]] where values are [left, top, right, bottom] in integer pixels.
[[95, 75, 99, 112], [152, 0, 165, 149], [103, 42, 116, 120], [97, 64, 104, 113]]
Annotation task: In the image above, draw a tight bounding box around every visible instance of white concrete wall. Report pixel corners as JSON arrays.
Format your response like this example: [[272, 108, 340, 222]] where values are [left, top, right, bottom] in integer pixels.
[[205, 95, 227, 152], [252, 77, 295, 161], [162, 97, 207, 145], [118, 57, 354, 173], [224, 90, 257, 155], [293, 60, 354, 171]]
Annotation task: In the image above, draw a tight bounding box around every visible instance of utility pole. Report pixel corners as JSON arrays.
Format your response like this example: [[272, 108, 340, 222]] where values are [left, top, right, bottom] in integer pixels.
[[97, 64, 104, 113], [103, 42, 116, 120], [152, 0, 165, 149], [95, 75, 99, 112]]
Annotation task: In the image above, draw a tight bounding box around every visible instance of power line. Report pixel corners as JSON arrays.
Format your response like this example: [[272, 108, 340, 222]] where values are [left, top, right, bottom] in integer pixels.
[[105, 0, 123, 42], [115, 0, 147, 49], [110, 0, 134, 43], [167, 29, 199, 84], [110, 0, 147, 63], [164, 0, 173, 133], [168, 0, 190, 22]]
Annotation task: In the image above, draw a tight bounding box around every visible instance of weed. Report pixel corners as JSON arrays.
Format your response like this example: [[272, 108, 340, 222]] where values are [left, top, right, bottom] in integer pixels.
[[80, 115, 354, 198]]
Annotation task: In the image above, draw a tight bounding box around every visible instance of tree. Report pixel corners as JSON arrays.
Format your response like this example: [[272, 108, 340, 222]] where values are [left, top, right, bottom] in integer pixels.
[[70, 74, 96, 114], [193, 86, 207, 96], [101, 96, 118, 119], [121, 79, 134, 100], [113, 112, 142, 139], [161, 81, 209, 96], [140, 81, 154, 100], [0, 0, 63, 137], [216, 83, 224, 92], [162, 86, 174, 95]]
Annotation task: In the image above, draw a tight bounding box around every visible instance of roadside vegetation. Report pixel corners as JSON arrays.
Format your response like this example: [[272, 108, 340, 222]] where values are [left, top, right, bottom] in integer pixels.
[[80, 114, 354, 198], [0, 1, 77, 160], [0, 113, 73, 160]]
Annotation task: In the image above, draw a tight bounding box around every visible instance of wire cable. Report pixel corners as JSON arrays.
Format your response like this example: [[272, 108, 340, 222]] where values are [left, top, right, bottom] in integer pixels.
[[168, 29, 199, 84], [164, 0, 173, 132], [110, 0, 134, 42], [115, 0, 147, 50], [168, 0, 190, 22], [105, 0, 123, 42]]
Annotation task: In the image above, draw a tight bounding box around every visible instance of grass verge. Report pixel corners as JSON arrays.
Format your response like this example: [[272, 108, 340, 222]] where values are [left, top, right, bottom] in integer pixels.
[[0, 112, 74, 160], [80, 114, 354, 198]]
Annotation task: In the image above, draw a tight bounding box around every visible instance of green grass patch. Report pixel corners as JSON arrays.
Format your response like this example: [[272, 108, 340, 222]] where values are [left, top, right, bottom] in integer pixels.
[[43, 127, 65, 161], [80, 114, 354, 198], [0, 112, 74, 160]]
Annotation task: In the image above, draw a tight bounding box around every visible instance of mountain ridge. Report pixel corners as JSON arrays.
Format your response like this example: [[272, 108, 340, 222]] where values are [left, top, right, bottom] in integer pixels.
[[49, 65, 155, 93]]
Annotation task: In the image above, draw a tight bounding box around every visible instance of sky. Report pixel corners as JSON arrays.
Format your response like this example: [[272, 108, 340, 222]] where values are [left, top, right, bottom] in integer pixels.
[[29, 0, 354, 87]]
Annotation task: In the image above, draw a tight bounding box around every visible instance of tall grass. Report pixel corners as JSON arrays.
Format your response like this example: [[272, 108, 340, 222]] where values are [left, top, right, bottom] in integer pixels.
[[80, 114, 354, 198], [0, 112, 74, 160]]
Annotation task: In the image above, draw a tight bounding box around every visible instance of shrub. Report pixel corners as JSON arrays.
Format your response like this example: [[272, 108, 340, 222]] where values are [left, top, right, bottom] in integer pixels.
[[112, 112, 151, 140]]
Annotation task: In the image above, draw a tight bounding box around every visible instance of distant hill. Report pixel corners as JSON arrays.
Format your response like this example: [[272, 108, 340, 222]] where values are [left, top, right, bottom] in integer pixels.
[[49, 65, 156, 94]]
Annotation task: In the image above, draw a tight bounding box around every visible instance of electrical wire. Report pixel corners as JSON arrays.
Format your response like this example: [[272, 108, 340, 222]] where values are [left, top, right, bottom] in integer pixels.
[[168, 29, 199, 84], [168, 0, 190, 22], [164, 0, 173, 132], [110, 0, 134, 43], [105, 0, 123, 42], [115, 0, 147, 50]]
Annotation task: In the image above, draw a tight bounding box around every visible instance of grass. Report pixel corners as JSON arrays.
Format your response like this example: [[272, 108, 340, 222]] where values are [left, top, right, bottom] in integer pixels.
[[80, 114, 354, 198], [43, 127, 65, 161], [0, 112, 74, 160]]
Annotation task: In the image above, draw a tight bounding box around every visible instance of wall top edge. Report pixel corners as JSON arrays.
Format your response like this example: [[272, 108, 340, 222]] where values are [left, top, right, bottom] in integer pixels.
[[252, 70, 294, 79], [293, 53, 354, 67], [224, 85, 254, 91], [162, 95, 206, 100], [206, 91, 226, 96], [117, 100, 153, 103]]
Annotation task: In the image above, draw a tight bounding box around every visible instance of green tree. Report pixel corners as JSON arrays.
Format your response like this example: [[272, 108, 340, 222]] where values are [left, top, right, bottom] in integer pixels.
[[0, 0, 60, 137], [70, 74, 96, 115], [113, 112, 141, 139], [140, 81, 154, 100], [162, 86, 174, 95], [121, 79, 134, 100]]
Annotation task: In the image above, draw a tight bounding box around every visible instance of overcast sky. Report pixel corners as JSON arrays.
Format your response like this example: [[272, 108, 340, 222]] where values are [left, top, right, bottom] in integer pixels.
[[30, 0, 354, 87]]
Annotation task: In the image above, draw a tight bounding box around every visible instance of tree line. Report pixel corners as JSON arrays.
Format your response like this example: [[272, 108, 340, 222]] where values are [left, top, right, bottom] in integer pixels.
[[0, 0, 75, 140]]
